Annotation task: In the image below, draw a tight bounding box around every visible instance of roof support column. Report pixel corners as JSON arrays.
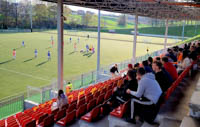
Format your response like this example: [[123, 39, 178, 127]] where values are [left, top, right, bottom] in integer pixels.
[[96, 10, 101, 80], [133, 14, 138, 64], [57, 0, 64, 90], [164, 19, 168, 51], [182, 20, 185, 41]]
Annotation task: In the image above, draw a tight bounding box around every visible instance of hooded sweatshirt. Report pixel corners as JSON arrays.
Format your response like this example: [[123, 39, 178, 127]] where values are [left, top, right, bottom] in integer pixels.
[[130, 73, 162, 104]]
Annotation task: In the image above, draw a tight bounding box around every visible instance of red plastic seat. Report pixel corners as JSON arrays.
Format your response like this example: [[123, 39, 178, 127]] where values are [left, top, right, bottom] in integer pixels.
[[76, 104, 87, 118], [94, 91, 100, 98], [110, 100, 130, 118], [49, 108, 59, 116], [87, 99, 96, 111], [24, 120, 36, 127], [67, 103, 76, 113], [37, 113, 48, 125], [54, 109, 66, 121], [39, 114, 54, 127], [96, 94, 104, 105], [81, 105, 100, 122], [56, 110, 76, 126], [61, 104, 68, 110], [77, 98, 86, 109], [104, 90, 112, 100], [100, 88, 107, 94], [86, 94, 93, 103]]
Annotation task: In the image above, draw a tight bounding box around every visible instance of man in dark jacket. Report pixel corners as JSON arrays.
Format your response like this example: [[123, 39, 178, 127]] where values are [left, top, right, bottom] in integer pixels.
[[102, 70, 138, 113], [152, 62, 171, 92]]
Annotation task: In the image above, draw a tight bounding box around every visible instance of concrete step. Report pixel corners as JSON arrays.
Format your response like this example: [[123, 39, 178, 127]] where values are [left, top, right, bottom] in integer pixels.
[[189, 91, 200, 118], [180, 116, 200, 127], [159, 118, 181, 127]]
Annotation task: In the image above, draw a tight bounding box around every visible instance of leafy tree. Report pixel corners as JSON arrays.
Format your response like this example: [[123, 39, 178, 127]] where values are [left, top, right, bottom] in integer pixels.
[[118, 14, 126, 26]]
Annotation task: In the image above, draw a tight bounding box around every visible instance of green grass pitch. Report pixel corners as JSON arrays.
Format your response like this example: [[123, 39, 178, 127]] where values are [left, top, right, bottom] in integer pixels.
[[0, 30, 178, 99]]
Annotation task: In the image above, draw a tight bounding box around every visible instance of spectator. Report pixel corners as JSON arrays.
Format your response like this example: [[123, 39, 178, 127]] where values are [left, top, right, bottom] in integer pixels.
[[166, 49, 177, 62], [189, 45, 197, 61], [177, 51, 191, 74], [161, 56, 178, 81], [126, 68, 162, 123], [110, 64, 119, 78], [142, 60, 153, 73], [156, 57, 161, 62], [57, 90, 68, 110], [134, 63, 140, 70], [128, 64, 133, 71], [104, 70, 138, 115], [177, 48, 183, 63], [152, 62, 171, 92], [148, 57, 153, 69]]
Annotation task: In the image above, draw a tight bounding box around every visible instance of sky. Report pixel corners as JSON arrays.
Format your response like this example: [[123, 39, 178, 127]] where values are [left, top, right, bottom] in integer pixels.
[[68, 5, 120, 15]]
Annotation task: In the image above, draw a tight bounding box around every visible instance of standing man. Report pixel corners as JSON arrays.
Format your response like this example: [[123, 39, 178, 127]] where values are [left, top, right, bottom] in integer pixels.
[[74, 42, 77, 52], [70, 37, 72, 43], [34, 49, 38, 58], [22, 41, 25, 47], [13, 49, 16, 59], [48, 51, 51, 61]]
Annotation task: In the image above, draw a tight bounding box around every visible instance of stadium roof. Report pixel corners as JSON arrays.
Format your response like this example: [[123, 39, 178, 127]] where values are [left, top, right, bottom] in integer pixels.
[[41, 0, 200, 20]]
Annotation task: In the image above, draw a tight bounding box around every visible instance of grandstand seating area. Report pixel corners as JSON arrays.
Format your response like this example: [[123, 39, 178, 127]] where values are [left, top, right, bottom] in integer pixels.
[[0, 42, 200, 127]]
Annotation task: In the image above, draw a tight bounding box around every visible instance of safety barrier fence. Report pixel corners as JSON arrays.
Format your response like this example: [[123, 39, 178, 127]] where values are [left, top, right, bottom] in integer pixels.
[[0, 47, 167, 120]]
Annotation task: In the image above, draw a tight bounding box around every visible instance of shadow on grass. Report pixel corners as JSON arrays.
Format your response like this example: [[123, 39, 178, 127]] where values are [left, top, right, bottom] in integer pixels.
[[83, 52, 94, 57], [46, 46, 52, 49], [23, 57, 34, 63], [15, 46, 23, 50], [0, 59, 14, 65], [36, 60, 48, 67], [68, 51, 77, 55]]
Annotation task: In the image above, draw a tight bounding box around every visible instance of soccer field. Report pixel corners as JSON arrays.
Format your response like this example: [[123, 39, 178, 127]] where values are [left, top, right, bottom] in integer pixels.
[[0, 30, 178, 99]]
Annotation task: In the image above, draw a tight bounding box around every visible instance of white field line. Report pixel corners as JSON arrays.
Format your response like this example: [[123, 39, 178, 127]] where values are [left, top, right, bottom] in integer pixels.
[[0, 67, 51, 82]]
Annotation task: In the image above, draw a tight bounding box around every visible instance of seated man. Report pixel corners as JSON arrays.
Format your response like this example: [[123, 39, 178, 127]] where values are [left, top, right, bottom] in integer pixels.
[[161, 56, 178, 81], [142, 60, 153, 73], [126, 68, 162, 123], [102, 70, 138, 115], [152, 62, 171, 92]]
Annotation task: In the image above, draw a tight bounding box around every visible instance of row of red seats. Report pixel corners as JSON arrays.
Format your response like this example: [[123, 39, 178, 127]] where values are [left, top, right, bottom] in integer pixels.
[[0, 67, 123, 127]]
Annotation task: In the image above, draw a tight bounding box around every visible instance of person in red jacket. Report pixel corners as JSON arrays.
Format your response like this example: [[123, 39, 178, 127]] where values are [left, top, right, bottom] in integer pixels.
[[161, 56, 178, 81]]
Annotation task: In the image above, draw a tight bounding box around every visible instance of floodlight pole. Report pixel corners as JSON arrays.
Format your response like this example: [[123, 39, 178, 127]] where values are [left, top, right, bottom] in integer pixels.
[[30, 0, 33, 32], [57, 0, 64, 90], [164, 19, 168, 51], [96, 9, 101, 80], [133, 14, 138, 64], [182, 20, 185, 41]]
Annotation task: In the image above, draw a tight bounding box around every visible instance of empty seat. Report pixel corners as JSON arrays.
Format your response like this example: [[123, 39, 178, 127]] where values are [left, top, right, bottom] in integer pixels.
[[110, 100, 130, 118], [61, 104, 68, 110], [81, 105, 101, 122], [76, 104, 87, 118], [96, 94, 104, 105], [86, 94, 93, 103], [67, 103, 76, 113], [24, 120, 36, 127], [100, 88, 107, 94], [94, 91, 100, 98], [37, 113, 48, 125], [77, 98, 86, 109], [54, 109, 66, 121], [104, 90, 112, 100], [56, 110, 76, 126], [39, 114, 54, 127], [87, 99, 96, 111], [49, 108, 59, 116]]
